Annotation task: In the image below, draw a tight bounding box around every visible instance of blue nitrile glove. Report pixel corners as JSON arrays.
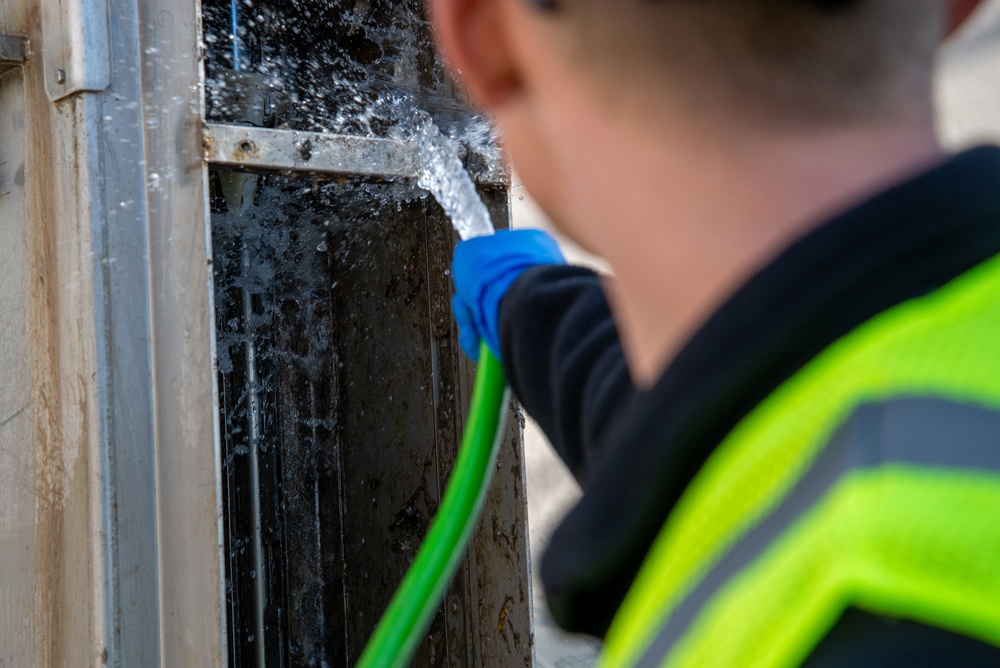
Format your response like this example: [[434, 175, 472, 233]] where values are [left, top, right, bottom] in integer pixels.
[[452, 228, 566, 361]]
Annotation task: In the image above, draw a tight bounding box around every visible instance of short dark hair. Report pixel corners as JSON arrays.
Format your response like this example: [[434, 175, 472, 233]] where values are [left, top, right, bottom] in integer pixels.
[[549, 0, 944, 125]]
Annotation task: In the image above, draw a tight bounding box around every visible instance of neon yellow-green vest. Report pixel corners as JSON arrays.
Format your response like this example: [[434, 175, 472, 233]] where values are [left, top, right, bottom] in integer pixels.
[[600, 253, 1000, 667]]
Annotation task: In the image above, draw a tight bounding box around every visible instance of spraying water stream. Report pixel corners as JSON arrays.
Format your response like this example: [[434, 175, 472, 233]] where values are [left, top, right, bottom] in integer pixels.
[[411, 111, 496, 240]]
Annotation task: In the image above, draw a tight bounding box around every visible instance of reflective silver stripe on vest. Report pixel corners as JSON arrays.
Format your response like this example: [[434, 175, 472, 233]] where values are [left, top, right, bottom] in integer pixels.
[[637, 397, 1000, 667]]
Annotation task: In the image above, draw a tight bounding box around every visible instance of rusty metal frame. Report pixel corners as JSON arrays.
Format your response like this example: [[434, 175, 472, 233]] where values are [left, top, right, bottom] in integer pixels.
[[0, 34, 27, 75], [204, 123, 419, 179], [203, 122, 509, 186]]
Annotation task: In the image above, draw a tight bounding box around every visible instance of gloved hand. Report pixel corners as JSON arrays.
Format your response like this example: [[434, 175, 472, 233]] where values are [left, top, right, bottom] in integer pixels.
[[452, 228, 566, 361]]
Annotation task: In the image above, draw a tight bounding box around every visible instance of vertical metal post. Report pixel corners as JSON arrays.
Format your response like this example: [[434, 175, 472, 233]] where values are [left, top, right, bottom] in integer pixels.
[[1, 0, 226, 664], [137, 0, 227, 661]]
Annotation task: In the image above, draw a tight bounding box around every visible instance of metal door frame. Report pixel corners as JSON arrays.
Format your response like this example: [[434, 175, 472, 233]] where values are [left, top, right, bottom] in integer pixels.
[[3, 0, 521, 663], [2, 0, 225, 663]]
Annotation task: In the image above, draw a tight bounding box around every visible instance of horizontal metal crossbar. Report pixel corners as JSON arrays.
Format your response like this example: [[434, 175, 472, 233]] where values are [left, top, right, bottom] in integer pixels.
[[0, 35, 27, 76], [203, 123, 508, 186]]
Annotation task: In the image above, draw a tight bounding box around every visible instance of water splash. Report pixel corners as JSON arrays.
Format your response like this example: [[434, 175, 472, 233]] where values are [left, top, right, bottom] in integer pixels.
[[411, 111, 495, 240], [204, 0, 497, 243], [204, 3, 509, 664]]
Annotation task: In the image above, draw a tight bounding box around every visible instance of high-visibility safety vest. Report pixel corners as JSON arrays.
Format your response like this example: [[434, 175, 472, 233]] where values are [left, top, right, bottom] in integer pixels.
[[600, 253, 1000, 667]]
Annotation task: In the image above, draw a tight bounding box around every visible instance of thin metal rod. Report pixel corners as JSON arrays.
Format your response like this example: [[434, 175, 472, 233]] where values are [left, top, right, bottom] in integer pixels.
[[240, 243, 270, 668], [229, 0, 245, 70], [227, 5, 269, 663]]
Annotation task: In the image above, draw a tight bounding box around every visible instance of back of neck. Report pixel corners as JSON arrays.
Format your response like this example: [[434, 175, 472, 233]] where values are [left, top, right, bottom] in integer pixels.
[[584, 115, 943, 386]]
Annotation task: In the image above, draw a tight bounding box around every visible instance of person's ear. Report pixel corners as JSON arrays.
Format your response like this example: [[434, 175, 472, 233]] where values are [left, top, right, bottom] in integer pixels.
[[427, 0, 522, 109], [947, 0, 984, 37]]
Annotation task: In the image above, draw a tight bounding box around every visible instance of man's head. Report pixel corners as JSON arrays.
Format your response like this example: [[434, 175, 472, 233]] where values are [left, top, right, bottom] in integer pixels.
[[430, 0, 978, 233], [430, 0, 983, 383], [524, 0, 944, 126]]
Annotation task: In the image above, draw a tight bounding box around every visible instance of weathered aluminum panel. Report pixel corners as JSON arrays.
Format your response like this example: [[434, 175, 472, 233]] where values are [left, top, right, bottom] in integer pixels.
[[5, 0, 213, 662], [2, 0, 225, 664], [136, 0, 228, 663], [1, 3, 114, 662], [0, 66, 36, 668]]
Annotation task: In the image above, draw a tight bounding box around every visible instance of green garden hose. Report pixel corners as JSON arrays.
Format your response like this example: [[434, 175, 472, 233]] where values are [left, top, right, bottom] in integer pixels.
[[356, 342, 508, 668]]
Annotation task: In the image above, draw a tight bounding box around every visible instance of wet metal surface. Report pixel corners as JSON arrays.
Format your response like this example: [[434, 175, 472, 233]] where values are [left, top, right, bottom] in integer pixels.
[[204, 1, 531, 665], [204, 122, 509, 186], [211, 176, 532, 666], [205, 123, 420, 180], [137, 0, 228, 659]]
